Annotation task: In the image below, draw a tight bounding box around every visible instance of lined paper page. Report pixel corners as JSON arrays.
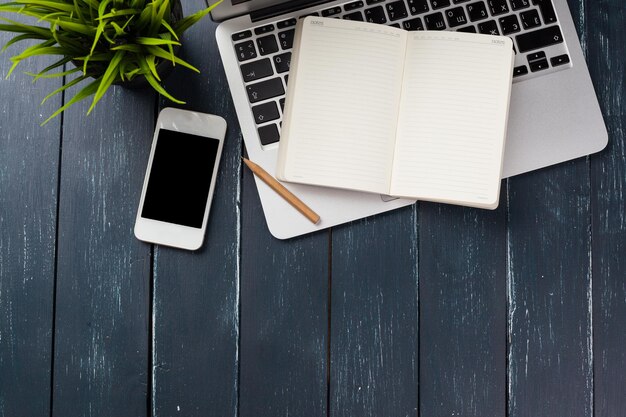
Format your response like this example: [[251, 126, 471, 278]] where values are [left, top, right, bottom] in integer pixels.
[[390, 32, 513, 208], [279, 17, 406, 194]]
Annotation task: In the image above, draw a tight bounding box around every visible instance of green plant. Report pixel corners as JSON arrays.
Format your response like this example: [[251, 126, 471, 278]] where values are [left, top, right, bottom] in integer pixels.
[[0, 0, 222, 124]]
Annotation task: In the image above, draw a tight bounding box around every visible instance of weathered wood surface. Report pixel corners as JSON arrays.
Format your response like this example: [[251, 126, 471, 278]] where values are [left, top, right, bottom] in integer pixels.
[[52, 83, 154, 417], [0, 32, 62, 417], [0, 1, 625, 417], [585, 2, 626, 417], [419, 201, 507, 417], [330, 207, 419, 417]]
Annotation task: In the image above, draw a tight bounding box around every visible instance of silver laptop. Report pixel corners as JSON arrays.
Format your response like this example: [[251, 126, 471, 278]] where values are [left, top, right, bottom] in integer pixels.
[[214, 0, 607, 239]]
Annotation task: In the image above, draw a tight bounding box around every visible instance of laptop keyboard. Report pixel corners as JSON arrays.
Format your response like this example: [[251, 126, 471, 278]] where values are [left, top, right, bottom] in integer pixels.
[[230, 0, 571, 146]]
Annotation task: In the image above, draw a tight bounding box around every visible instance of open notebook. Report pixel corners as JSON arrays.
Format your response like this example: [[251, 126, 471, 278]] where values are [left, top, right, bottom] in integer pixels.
[[276, 17, 515, 209]]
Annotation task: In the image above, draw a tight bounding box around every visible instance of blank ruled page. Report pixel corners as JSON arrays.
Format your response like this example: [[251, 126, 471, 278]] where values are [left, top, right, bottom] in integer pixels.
[[390, 32, 513, 208], [279, 17, 406, 194]]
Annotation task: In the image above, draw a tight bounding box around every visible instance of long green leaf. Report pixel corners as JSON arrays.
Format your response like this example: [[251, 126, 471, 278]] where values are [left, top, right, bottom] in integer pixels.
[[40, 74, 89, 104], [25, 66, 80, 80], [174, 0, 223, 36], [29, 56, 72, 79], [13, 0, 77, 12], [145, 45, 199, 72], [1, 32, 48, 51], [42, 76, 101, 125], [145, 54, 159, 81], [138, 59, 184, 104], [88, 49, 124, 114], [134, 36, 179, 46]]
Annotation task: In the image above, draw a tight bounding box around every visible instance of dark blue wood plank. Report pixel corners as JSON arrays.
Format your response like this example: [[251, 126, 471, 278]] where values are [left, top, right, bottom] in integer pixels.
[[151, 3, 239, 415], [419, 201, 506, 417], [0, 36, 62, 417], [585, 1, 626, 416], [52, 86, 154, 417], [507, 161, 593, 417], [239, 171, 329, 417], [329, 207, 419, 417]]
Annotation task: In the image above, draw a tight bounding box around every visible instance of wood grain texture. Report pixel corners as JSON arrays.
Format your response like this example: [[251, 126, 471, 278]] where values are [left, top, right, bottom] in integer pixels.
[[151, 5, 239, 416], [329, 207, 418, 417], [239, 172, 329, 417], [419, 201, 506, 417], [52, 85, 154, 417], [507, 160, 593, 417], [0, 34, 62, 417], [585, 1, 626, 416]]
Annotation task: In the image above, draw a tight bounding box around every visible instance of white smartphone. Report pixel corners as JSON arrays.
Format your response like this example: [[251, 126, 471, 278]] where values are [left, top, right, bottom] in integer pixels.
[[134, 108, 226, 250]]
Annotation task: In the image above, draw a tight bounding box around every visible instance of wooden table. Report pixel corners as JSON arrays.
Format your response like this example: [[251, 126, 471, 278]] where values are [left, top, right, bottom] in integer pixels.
[[1, 1, 624, 416]]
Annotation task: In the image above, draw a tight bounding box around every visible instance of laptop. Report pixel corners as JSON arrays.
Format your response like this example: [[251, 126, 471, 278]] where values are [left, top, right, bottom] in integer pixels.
[[214, 0, 607, 239]]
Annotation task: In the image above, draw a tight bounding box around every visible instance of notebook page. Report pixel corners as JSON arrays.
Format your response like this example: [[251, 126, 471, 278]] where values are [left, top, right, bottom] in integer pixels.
[[278, 17, 406, 194], [390, 32, 513, 208]]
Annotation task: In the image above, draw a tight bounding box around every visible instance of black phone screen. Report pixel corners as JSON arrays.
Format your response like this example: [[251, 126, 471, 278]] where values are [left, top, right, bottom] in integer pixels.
[[141, 128, 220, 228]]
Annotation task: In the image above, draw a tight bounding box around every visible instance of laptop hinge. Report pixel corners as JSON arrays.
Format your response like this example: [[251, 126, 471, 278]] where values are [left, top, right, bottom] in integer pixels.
[[250, 0, 335, 22]]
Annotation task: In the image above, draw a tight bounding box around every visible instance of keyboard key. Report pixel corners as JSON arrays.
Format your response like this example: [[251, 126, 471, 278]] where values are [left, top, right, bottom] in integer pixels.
[[298, 12, 319, 18], [279, 98, 285, 112], [520, 9, 541, 29], [235, 40, 257, 61], [510, 0, 530, 10], [277, 18, 297, 29], [246, 77, 284, 103], [344, 0, 364, 11], [513, 65, 529, 76], [278, 29, 295, 49], [257, 123, 280, 145], [424, 12, 446, 29], [322, 6, 342, 16], [488, 0, 509, 15], [232, 30, 252, 41], [467, 1, 489, 21], [387, 1, 408, 21], [344, 11, 365, 20], [257, 35, 278, 55], [533, 0, 558, 24], [365, 6, 387, 23], [457, 25, 477, 32], [366, 0, 384, 3], [240, 58, 273, 82], [453, 0, 470, 3], [516, 25, 563, 52], [529, 58, 549, 72], [550, 54, 570, 66], [430, 0, 450, 10], [402, 17, 424, 30], [499, 14, 520, 34], [445, 6, 468, 27], [273, 52, 291, 73], [407, 0, 429, 14], [252, 101, 280, 125], [527, 50, 546, 62], [430, 0, 451, 9], [254, 24, 274, 35], [478, 20, 499, 34]]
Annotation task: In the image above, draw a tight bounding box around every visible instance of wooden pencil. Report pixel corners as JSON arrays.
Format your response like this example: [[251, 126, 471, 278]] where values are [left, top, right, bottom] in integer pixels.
[[242, 157, 321, 225]]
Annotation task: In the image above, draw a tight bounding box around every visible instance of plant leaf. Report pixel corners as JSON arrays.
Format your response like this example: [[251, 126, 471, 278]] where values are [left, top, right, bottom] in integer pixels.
[[87, 49, 124, 114], [173, 0, 223, 36], [13, 0, 77, 13], [42, 76, 101, 125], [134, 36, 179, 46], [139, 60, 184, 104], [25, 66, 80, 80], [145, 45, 199, 73]]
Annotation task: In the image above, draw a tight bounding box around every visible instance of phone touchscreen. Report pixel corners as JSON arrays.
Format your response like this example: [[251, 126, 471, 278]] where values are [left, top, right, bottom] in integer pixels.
[[141, 129, 220, 228]]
